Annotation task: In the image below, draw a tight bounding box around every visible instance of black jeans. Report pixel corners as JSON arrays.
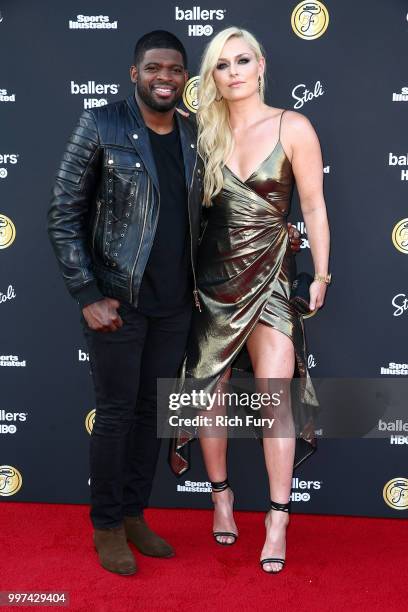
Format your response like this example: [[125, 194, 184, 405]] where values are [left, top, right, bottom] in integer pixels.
[[82, 302, 191, 529]]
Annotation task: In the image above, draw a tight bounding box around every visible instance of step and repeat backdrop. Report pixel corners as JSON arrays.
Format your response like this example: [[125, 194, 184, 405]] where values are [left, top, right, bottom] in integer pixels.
[[1, 1, 407, 517]]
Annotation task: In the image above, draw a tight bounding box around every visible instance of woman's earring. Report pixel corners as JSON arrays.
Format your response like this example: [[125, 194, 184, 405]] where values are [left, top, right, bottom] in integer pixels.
[[258, 76, 262, 94], [215, 90, 223, 102]]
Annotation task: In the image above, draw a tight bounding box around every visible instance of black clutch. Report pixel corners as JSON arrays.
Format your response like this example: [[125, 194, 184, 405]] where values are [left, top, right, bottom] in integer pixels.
[[290, 272, 313, 315]]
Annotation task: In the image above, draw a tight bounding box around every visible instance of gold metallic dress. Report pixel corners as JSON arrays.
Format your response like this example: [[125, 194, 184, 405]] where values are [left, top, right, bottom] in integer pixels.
[[170, 111, 319, 475]]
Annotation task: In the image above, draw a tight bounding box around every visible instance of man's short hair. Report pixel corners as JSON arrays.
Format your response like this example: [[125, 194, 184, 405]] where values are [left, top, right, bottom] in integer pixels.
[[133, 30, 187, 68]]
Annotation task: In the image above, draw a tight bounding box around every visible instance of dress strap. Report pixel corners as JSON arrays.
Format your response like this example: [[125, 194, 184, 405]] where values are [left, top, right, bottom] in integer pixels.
[[278, 109, 287, 141]]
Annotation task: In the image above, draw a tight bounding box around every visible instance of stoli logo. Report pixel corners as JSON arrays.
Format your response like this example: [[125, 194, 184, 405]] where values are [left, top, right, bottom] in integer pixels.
[[0, 285, 16, 305], [292, 80, 325, 109], [392, 293, 408, 317]]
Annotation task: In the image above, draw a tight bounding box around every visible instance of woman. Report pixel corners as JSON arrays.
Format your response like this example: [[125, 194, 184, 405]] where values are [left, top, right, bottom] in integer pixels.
[[174, 26, 330, 574]]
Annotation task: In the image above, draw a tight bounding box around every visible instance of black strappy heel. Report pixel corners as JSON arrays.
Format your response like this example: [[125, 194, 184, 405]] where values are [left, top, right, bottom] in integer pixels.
[[260, 499, 290, 573], [211, 479, 238, 545]]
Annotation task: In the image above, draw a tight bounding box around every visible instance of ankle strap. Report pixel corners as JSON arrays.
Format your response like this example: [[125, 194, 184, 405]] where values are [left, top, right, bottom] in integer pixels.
[[211, 479, 230, 492], [270, 499, 290, 512]]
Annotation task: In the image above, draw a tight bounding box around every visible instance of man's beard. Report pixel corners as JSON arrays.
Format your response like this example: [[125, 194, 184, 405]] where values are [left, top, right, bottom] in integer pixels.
[[136, 80, 182, 113]]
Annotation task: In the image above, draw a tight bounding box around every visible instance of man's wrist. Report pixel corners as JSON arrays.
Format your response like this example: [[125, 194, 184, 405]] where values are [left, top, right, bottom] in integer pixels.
[[72, 281, 105, 309]]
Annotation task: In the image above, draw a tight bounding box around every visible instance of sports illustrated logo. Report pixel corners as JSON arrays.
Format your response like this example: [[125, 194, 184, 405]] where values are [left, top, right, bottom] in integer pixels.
[[175, 6, 226, 36], [177, 480, 212, 493], [292, 80, 324, 109], [383, 477, 408, 510], [290, 477, 322, 502], [391, 219, 408, 254], [0, 215, 16, 248], [177, 477, 322, 499], [0, 410, 28, 434], [291, 1, 329, 40], [392, 293, 408, 317], [0, 153, 19, 179], [0, 285, 16, 304], [68, 15, 118, 30], [0, 89, 16, 102], [0, 465, 23, 496], [380, 362, 408, 376], [183, 76, 199, 113], [388, 153, 408, 181], [392, 86, 408, 102], [70, 81, 120, 109], [85, 409, 95, 435], [0, 355, 26, 368]]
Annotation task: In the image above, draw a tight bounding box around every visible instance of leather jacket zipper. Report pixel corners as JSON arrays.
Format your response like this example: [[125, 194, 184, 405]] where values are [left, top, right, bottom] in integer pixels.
[[187, 154, 201, 312], [92, 200, 102, 250], [129, 179, 150, 302]]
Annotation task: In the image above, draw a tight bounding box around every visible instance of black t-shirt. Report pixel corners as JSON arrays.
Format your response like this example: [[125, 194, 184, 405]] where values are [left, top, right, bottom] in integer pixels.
[[137, 124, 192, 315]]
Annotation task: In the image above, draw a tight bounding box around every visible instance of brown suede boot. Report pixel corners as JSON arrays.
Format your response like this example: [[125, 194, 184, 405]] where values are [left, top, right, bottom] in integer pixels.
[[124, 515, 174, 558], [93, 525, 137, 575]]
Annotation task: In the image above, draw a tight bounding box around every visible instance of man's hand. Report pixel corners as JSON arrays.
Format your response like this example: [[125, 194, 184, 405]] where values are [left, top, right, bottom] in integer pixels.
[[82, 298, 123, 332], [287, 222, 301, 253]]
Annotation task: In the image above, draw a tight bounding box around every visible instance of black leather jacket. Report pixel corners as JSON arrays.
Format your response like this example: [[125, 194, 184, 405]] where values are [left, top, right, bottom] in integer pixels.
[[48, 94, 203, 309]]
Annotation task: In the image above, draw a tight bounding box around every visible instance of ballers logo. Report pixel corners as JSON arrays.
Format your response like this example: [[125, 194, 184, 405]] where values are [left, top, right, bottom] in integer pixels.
[[290, 477, 322, 502], [383, 477, 408, 510], [388, 153, 408, 181], [85, 409, 95, 435], [0, 214, 16, 249], [0, 410, 28, 434], [291, 1, 329, 40], [0, 465, 23, 496], [0, 153, 19, 179], [78, 349, 89, 362], [392, 218, 408, 254], [70, 81, 120, 109], [175, 6, 226, 37], [183, 76, 199, 113]]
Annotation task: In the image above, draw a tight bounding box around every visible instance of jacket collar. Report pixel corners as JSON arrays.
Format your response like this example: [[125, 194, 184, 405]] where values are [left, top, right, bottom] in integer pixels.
[[125, 93, 196, 192], [174, 108, 197, 190]]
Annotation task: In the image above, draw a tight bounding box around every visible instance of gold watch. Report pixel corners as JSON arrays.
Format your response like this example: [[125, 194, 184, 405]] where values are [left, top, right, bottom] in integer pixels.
[[314, 273, 331, 284]]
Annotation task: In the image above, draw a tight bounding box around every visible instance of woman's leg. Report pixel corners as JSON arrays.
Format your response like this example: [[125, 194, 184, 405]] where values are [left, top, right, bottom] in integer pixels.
[[246, 323, 295, 572], [198, 367, 238, 544]]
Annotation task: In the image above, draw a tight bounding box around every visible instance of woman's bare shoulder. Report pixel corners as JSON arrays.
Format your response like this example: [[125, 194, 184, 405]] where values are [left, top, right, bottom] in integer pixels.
[[281, 109, 315, 135]]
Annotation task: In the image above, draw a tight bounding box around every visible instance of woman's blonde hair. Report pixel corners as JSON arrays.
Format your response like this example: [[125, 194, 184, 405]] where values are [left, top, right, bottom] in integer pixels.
[[197, 27, 265, 206]]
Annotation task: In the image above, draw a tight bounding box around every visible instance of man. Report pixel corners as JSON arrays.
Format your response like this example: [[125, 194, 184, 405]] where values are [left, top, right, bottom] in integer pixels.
[[48, 30, 299, 576]]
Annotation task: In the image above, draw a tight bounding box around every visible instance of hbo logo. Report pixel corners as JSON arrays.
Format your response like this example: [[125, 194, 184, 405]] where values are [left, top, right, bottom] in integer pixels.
[[291, 492, 310, 502], [0, 425, 17, 434], [188, 24, 213, 36]]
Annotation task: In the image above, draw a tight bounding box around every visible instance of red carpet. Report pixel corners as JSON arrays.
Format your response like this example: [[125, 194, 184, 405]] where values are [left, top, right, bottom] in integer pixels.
[[0, 503, 406, 611]]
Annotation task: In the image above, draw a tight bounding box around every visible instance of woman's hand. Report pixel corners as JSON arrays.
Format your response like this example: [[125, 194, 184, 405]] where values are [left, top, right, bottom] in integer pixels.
[[309, 280, 327, 311]]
